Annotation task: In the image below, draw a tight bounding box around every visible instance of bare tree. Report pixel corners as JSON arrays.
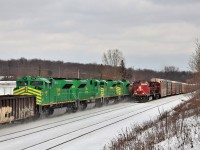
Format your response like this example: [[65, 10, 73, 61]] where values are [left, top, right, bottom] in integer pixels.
[[102, 49, 125, 80], [189, 39, 200, 72], [189, 39, 200, 92], [102, 49, 124, 67], [164, 66, 179, 73]]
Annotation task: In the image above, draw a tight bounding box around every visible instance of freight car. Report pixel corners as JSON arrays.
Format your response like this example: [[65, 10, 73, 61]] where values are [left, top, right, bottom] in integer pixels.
[[13, 76, 130, 116], [131, 78, 192, 102], [0, 95, 36, 123]]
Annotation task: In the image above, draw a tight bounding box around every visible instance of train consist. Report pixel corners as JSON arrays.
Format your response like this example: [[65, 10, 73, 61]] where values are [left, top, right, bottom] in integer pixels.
[[12, 76, 130, 116], [0, 76, 194, 124], [130, 78, 194, 102]]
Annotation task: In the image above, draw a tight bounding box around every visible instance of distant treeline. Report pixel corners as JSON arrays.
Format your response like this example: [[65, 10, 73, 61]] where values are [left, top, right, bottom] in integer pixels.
[[0, 58, 193, 82]]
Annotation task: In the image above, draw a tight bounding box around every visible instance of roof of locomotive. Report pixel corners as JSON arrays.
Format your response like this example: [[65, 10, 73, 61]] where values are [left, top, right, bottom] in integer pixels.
[[17, 76, 51, 83]]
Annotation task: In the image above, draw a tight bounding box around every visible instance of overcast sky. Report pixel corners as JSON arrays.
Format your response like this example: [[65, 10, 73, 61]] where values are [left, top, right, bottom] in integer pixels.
[[0, 0, 200, 71]]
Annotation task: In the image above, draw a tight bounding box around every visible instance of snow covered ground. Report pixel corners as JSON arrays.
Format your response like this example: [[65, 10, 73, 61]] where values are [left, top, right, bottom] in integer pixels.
[[0, 81, 16, 95], [155, 116, 200, 150], [0, 94, 192, 150]]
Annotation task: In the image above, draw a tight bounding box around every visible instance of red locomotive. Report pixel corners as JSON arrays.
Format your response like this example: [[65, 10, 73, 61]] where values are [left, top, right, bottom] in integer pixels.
[[130, 78, 191, 102]]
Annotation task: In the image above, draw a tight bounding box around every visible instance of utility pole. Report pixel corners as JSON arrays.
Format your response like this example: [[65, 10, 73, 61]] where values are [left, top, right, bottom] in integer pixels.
[[77, 68, 79, 79], [59, 65, 61, 78], [39, 65, 41, 76], [100, 64, 103, 79]]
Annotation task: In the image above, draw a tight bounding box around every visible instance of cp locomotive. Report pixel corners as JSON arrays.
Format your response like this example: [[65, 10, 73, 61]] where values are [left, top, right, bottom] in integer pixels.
[[130, 78, 193, 102]]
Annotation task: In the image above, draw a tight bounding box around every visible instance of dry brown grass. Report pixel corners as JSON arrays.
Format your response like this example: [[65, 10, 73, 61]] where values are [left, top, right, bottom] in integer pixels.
[[104, 94, 200, 150]]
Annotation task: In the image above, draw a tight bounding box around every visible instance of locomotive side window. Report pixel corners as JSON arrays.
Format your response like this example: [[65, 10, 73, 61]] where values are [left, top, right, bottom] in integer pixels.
[[112, 84, 117, 87], [94, 82, 97, 86], [63, 84, 73, 89], [78, 84, 86, 88], [17, 81, 28, 86]]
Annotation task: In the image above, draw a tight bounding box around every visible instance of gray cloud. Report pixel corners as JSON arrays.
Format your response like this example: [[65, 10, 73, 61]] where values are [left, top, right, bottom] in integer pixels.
[[0, 0, 199, 71], [150, 0, 200, 5]]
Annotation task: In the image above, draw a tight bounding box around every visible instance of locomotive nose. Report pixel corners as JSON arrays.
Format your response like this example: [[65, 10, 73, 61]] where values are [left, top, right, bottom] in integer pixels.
[[138, 86, 142, 91]]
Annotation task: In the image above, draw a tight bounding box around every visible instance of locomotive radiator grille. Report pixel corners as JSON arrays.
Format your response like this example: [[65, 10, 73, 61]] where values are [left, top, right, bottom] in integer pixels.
[[101, 88, 104, 97], [13, 86, 42, 104], [116, 87, 121, 95]]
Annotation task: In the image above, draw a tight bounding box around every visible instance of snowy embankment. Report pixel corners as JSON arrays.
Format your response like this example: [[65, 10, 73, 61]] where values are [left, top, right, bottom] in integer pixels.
[[0, 94, 192, 150], [104, 93, 200, 150], [0, 81, 16, 95], [155, 116, 200, 150]]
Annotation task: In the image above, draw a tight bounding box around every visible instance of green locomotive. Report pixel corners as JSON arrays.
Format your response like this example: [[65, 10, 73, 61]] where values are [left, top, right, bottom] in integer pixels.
[[13, 76, 130, 115]]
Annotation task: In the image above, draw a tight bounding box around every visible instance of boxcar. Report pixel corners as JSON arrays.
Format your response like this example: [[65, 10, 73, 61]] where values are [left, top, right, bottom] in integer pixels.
[[151, 78, 167, 97]]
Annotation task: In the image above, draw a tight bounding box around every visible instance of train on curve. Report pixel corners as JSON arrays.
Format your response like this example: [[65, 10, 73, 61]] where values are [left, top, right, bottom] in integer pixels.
[[0, 76, 194, 124], [129, 78, 195, 102], [0, 76, 130, 123]]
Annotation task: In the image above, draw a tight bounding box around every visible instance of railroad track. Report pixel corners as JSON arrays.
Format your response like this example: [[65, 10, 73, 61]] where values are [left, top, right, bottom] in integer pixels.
[[0, 102, 140, 140], [0, 99, 132, 129], [0, 95, 189, 150]]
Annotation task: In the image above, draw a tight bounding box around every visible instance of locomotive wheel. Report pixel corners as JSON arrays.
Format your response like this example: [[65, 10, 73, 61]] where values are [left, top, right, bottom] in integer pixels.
[[72, 106, 78, 112], [155, 95, 160, 100], [33, 112, 41, 120], [114, 97, 119, 104], [95, 99, 103, 107], [104, 98, 109, 105], [45, 107, 54, 116], [148, 96, 153, 101], [80, 101, 87, 110], [66, 102, 78, 113]]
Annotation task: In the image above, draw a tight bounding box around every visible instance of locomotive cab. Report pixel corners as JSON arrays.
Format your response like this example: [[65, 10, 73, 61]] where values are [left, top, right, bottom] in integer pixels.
[[133, 81, 151, 102], [133, 81, 149, 95]]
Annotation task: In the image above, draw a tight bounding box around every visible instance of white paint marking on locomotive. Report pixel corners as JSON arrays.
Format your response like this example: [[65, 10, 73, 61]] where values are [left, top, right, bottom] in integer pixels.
[[0, 107, 14, 123]]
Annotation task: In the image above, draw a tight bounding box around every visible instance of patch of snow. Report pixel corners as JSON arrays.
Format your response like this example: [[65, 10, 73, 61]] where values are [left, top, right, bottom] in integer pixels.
[[0, 81, 16, 95]]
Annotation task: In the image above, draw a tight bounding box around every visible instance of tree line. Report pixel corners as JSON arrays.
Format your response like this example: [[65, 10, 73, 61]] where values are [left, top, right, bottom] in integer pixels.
[[0, 57, 193, 82]]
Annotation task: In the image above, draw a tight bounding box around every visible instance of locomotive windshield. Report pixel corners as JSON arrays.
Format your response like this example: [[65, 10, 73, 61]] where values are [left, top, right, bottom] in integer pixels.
[[117, 83, 121, 86], [100, 82, 104, 87], [134, 81, 148, 86], [17, 81, 28, 86], [30, 81, 43, 87]]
